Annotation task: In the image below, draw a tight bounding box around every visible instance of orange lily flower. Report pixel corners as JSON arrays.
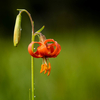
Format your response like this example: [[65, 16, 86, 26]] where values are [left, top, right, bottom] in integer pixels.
[[28, 39, 61, 76]]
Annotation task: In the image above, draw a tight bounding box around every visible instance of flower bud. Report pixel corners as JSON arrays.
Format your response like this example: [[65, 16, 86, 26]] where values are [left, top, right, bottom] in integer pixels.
[[13, 13, 21, 46]]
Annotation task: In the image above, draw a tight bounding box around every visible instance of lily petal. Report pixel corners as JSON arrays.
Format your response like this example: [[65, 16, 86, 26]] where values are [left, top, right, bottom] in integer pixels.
[[44, 39, 61, 57], [28, 42, 43, 58]]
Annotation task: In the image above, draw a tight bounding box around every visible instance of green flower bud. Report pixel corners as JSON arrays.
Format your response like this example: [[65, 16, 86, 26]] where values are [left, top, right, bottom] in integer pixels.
[[13, 13, 21, 46]]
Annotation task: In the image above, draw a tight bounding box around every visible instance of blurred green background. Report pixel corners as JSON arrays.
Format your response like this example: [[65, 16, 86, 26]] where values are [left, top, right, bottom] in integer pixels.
[[0, 0, 100, 100]]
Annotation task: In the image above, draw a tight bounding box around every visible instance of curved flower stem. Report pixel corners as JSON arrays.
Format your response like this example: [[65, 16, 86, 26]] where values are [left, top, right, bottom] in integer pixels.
[[17, 9, 34, 34], [16, 9, 45, 100], [17, 9, 35, 100]]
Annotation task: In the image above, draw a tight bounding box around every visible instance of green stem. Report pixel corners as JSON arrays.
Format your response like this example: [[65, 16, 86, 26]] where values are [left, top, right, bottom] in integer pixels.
[[17, 9, 35, 100], [16, 9, 45, 100], [31, 34, 35, 100]]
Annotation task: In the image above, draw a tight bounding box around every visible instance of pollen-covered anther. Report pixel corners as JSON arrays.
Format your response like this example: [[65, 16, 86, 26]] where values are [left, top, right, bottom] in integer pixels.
[[43, 64, 48, 74], [40, 64, 44, 73], [47, 62, 51, 76], [40, 62, 51, 76]]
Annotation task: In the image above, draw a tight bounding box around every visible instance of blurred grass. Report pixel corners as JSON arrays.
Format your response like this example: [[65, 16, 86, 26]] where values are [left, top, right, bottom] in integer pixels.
[[0, 28, 100, 100]]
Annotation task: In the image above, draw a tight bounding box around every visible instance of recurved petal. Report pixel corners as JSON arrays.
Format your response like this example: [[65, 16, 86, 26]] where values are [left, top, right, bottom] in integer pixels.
[[52, 43, 61, 57], [44, 39, 55, 44], [28, 42, 43, 58], [43, 39, 61, 57], [49, 41, 61, 58]]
